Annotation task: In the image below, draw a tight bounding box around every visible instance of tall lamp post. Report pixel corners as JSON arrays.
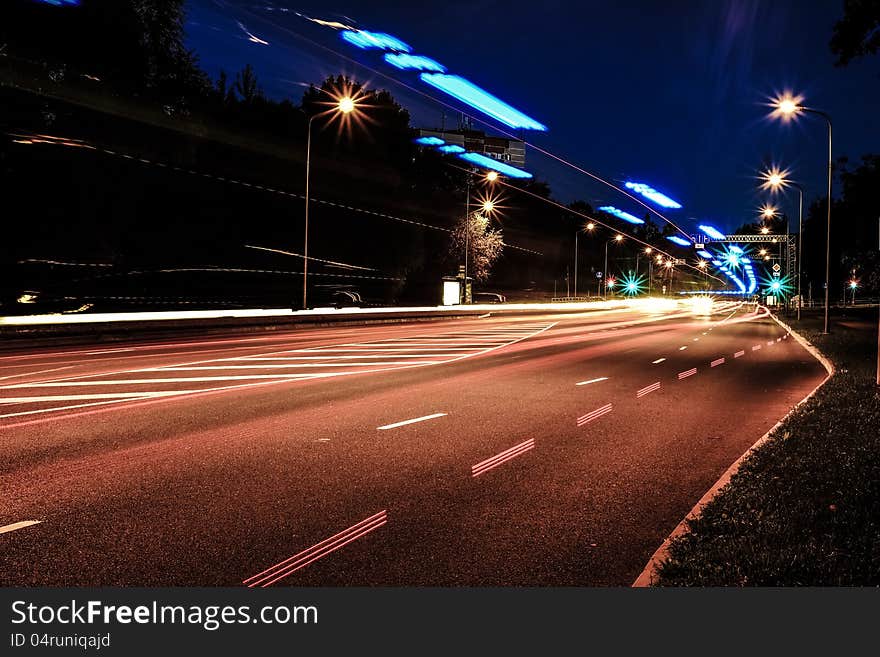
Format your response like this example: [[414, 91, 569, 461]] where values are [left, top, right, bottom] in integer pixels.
[[772, 94, 833, 334], [603, 234, 623, 300], [462, 170, 499, 303], [575, 222, 596, 299], [761, 168, 805, 320], [302, 95, 357, 310]]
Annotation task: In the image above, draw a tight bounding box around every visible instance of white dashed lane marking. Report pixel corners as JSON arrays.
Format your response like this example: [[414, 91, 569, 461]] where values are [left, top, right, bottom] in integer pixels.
[[377, 413, 447, 430], [0, 520, 41, 535], [575, 377, 609, 386]]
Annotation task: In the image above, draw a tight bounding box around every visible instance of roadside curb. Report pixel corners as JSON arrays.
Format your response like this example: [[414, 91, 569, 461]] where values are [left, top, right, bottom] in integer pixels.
[[631, 308, 834, 587]]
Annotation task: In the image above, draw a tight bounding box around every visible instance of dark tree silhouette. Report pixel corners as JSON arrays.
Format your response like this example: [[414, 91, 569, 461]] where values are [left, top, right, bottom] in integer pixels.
[[830, 0, 880, 66]]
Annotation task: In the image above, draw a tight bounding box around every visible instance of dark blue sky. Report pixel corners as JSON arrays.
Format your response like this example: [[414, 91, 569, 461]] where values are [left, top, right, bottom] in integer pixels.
[[186, 0, 879, 235]]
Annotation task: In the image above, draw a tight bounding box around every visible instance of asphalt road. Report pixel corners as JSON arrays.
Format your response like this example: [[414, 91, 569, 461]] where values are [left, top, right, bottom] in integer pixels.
[[0, 301, 826, 585]]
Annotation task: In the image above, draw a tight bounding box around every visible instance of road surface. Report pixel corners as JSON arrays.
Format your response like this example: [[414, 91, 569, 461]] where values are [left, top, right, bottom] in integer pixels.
[[0, 302, 826, 585]]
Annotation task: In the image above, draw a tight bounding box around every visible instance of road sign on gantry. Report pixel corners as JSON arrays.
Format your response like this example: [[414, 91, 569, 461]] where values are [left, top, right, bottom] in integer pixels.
[[773, 263, 781, 273]]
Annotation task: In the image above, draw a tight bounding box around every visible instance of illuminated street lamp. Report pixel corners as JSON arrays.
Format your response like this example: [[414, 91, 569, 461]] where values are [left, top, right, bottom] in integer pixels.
[[849, 279, 858, 305], [770, 92, 833, 333], [485, 170, 499, 182], [574, 222, 596, 299], [761, 166, 806, 319], [303, 95, 359, 309], [603, 235, 623, 300]]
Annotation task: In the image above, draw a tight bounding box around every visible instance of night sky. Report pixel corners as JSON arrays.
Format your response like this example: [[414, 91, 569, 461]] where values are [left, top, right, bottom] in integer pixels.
[[186, 0, 880, 235]]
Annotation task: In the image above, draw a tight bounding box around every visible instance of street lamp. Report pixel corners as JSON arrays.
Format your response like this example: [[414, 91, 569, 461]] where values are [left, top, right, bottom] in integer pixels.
[[603, 234, 623, 300], [761, 167, 805, 319], [664, 259, 674, 295], [575, 222, 596, 299], [462, 173, 501, 302], [771, 93, 833, 334], [303, 95, 358, 309]]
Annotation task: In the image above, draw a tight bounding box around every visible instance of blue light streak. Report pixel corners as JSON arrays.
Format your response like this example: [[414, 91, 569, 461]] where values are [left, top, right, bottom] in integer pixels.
[[414, 136, 445, 146], [457, 152, 533, 179], [420, 74, 547, 131], [384, 53, 446, 72], [33, 0, 80, 4], [729, 245, 744, 254], [697, 249, 713, 258], [598, 206, 645, 224], [666, 236, 691, 247], [624, 182, 682, 209], [341, 30, 411, 52], [437, 144, 465, 154], [698, 224, 725, 240]]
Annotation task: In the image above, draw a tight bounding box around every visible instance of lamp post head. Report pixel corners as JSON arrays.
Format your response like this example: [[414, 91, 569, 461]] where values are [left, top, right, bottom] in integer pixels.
[[614, 234, 623, 242], [337, 97, 356, 114], [585, 222, 595, 231], [485, 171, 499, 182]]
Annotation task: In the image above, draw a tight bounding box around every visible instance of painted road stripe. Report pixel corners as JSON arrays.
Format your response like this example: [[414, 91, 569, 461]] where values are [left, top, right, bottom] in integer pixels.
[[693, 338, 699, 342], [777, 337, 782, 342], [471, 439, 535, 477], [155, 362, 439, 369], [0, 520, 41, 535], [710, 357, 725, 368], [637, 382, 660, 398], [243, 511, 387, 588], [752, 344, 762, 351], [652, 358, 666, 364], [767, 340, 774, 346], [734, 350, 745, 358], [377, 412, 447, 430], [575, 377, 609, 386], [678, 367, 697, 380], [577, 403, 613, 427], [679, 346, 687, 351], [85, 348, 136, 355], [0, 366, 74, 381]]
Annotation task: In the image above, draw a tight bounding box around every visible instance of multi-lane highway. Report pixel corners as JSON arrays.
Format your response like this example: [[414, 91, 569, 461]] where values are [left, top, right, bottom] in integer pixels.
[[0, 301, 825, 585]]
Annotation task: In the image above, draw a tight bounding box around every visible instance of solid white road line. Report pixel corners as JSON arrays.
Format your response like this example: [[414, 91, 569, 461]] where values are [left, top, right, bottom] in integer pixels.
[[0, 520, 41, 535], [575, 377, 609, 386], [377, 412, 447, 430], [652, 358, 666, 364]]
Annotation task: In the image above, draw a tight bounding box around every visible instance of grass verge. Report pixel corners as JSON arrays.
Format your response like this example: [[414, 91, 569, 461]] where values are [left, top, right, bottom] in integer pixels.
[[654, 306, 880, 585]]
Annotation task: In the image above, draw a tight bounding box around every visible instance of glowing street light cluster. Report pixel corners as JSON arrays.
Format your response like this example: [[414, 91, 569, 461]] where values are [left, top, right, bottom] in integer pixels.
[[597, 206, 644, 224], [339, 28, 547, 131], [420, 74, 548, 131], [384, 53, 446, 72], [623, 182, 682, 209], [698, 224, 726, 240], [414, 136, 534, 178]]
